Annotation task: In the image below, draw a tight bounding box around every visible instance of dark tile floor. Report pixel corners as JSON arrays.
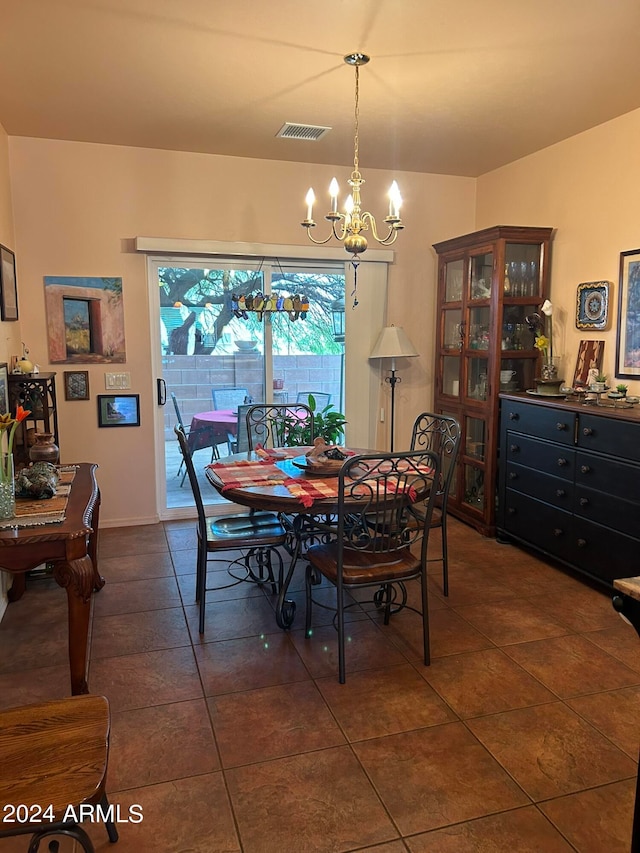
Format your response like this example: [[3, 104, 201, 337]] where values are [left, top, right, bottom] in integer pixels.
[[0, 518, 638, 852]]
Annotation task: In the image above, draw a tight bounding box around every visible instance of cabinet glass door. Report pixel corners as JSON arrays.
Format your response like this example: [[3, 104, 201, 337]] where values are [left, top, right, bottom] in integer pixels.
[[443, 308, 462, 350], [504, 243, 542, 298], [463, 463, 484, 511], [470, 251, 493, 300], [445, 259, 464, 302], [465, 416, 486, 462], [442, 355, 461, 398]]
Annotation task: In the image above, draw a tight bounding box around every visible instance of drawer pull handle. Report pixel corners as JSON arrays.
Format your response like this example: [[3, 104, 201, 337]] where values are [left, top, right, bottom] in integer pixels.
[[510, 444, 520, 453], [579, 497, 589, 507], [556, 489, 566, 497], [509, 472, 518, 480], [553, 528, 563, 537], [583, 427, 593, 436], [556, 422, 568, 431], [509, 412, 519, 420], [580, 465, 591, 474], [577, 538, 587, 548], [507, 507, 516, 515], [557, 458, 568, 467]]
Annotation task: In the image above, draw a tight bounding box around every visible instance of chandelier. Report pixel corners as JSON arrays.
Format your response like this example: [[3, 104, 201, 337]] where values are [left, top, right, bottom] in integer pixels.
[[301, 53, 404, 260]]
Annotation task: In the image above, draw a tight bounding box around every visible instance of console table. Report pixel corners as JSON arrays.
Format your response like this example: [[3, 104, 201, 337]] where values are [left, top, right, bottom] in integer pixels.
[[497, 393, 640, 587], [0, 463, 102, 694]]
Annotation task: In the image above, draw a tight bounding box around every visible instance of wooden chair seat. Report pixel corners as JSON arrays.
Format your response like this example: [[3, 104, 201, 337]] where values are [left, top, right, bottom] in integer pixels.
[[0, 695, 118, 850], [306, 542, 420, 585]]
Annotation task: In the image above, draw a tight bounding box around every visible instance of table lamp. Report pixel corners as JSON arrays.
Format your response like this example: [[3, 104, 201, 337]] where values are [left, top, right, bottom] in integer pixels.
[[369, 325, 419, 451]]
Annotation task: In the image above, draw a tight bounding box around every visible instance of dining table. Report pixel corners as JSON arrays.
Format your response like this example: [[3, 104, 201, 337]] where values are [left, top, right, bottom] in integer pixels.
[[206, 446, 366, 629], [0, 463, 103, 695], [188, 409, 237, 454]]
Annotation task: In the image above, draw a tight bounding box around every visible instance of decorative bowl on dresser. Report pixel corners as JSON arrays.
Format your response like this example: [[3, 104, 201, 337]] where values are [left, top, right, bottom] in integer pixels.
[[498, 391, 640, 588]]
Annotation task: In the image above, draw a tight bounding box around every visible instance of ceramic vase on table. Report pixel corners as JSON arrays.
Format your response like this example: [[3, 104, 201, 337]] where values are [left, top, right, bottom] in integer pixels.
[[29, 433, 60, 464], [0, 453, 16, 520]]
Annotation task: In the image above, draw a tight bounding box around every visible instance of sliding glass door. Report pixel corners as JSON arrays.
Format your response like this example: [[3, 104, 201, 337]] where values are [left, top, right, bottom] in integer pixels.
[[149, 257, 345, 517]]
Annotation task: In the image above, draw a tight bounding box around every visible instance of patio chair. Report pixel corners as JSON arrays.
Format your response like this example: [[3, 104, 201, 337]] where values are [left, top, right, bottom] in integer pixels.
[[228, 403, 254, 454], [212, 387, 249, 411], [409, 412, 461, 597], [171, 392, 217, 487], [305, 449, 441, 682], [175, 425, 287, 634]]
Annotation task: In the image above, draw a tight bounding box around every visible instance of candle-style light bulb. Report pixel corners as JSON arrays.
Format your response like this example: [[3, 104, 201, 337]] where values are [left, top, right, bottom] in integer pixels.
[[329, 178, 339, 214], [388, 181, 402, 218], [305, 188, 315, 221]]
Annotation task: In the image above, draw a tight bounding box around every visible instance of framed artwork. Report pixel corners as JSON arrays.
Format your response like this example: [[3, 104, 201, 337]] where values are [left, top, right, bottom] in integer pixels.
[[0, 245, 18, 321], [64, 370, 90, 401], [44, 276, 125, 364], [0, 363, 8, 416], [572, 340, 605, 387], [616, 249, 640, 378], [576, 281, 609, 330], [97, 394, 140, 427]]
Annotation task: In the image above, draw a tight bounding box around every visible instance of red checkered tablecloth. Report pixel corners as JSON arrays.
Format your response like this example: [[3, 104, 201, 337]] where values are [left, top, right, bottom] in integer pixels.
[[207, 460, 287, 492]]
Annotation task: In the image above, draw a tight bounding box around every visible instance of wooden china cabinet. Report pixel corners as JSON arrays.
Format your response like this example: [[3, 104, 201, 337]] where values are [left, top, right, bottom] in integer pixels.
[[433, 225, 554, 534]]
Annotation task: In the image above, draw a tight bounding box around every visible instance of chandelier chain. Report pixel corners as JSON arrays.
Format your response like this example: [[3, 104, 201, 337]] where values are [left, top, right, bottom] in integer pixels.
[[353, 64, 360, 175]]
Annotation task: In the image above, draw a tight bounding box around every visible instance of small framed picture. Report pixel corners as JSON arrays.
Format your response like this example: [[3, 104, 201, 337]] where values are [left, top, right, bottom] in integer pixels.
[[576, 281, 609, 330], [64, 370, 90, 401], [97, 394, 140, 427], [0, 245, 18, 321], [0, 363, 8, 415]]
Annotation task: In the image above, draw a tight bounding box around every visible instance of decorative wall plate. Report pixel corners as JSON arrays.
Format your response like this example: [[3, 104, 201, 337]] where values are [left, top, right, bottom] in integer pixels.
[[576, 281, 610, 330]]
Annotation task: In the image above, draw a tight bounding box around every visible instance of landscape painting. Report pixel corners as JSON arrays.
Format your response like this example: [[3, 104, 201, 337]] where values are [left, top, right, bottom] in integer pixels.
[[44, 276, 126, 364]]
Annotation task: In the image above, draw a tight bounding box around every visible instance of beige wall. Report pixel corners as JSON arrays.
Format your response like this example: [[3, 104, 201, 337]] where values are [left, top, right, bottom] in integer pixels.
[[0, 123, 20, 367], [0, 121, 20, 613], [9, 137, 475, 525], [476, 107, 640, 394]]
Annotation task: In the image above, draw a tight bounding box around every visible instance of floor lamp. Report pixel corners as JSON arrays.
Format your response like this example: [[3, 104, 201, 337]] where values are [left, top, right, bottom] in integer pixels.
[[369, 325, 419, 451]]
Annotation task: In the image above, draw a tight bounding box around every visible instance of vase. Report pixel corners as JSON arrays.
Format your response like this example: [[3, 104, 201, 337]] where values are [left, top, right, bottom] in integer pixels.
[[29, 433, 60, 464], [0, 454, 15, 520], [541, 359, 558, 381]]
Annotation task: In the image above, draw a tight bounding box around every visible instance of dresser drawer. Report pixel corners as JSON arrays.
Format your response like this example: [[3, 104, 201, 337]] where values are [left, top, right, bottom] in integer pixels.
[[578, 413, 640, 463], [505, 463, 573, 509], [504, 433, 575, 480], [502, 491, 573, 562], [575, 451, 640, 502], [574, 486, 639, 534], [572, 517, 640, 583], [501, 400, 574, 445]]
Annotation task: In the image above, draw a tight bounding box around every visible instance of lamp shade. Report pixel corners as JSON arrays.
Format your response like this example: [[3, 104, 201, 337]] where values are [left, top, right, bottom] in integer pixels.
[[369, 325, 419, 360]]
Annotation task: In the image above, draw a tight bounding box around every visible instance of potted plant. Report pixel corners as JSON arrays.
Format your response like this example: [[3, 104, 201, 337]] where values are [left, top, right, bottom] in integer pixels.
[[279, 394, 347, 446], [616, 383, 628, 397], [593, 373, 607, 392]]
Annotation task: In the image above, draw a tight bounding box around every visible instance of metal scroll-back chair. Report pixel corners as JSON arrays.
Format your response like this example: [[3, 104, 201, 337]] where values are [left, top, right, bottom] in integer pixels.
[[409, 412, 461, 597], [174, 425, 287, 634], [171, 392, 218, 487], [245, 403, 314, 449], [304, 449, 441, 683]]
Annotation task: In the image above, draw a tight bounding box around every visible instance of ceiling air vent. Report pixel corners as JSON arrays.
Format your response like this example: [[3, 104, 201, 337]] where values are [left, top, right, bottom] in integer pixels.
[[276, 122, 331, 141]]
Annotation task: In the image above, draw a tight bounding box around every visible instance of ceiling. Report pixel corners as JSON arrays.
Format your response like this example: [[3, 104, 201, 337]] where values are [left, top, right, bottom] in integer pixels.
[[2, 0, 640, 178]]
